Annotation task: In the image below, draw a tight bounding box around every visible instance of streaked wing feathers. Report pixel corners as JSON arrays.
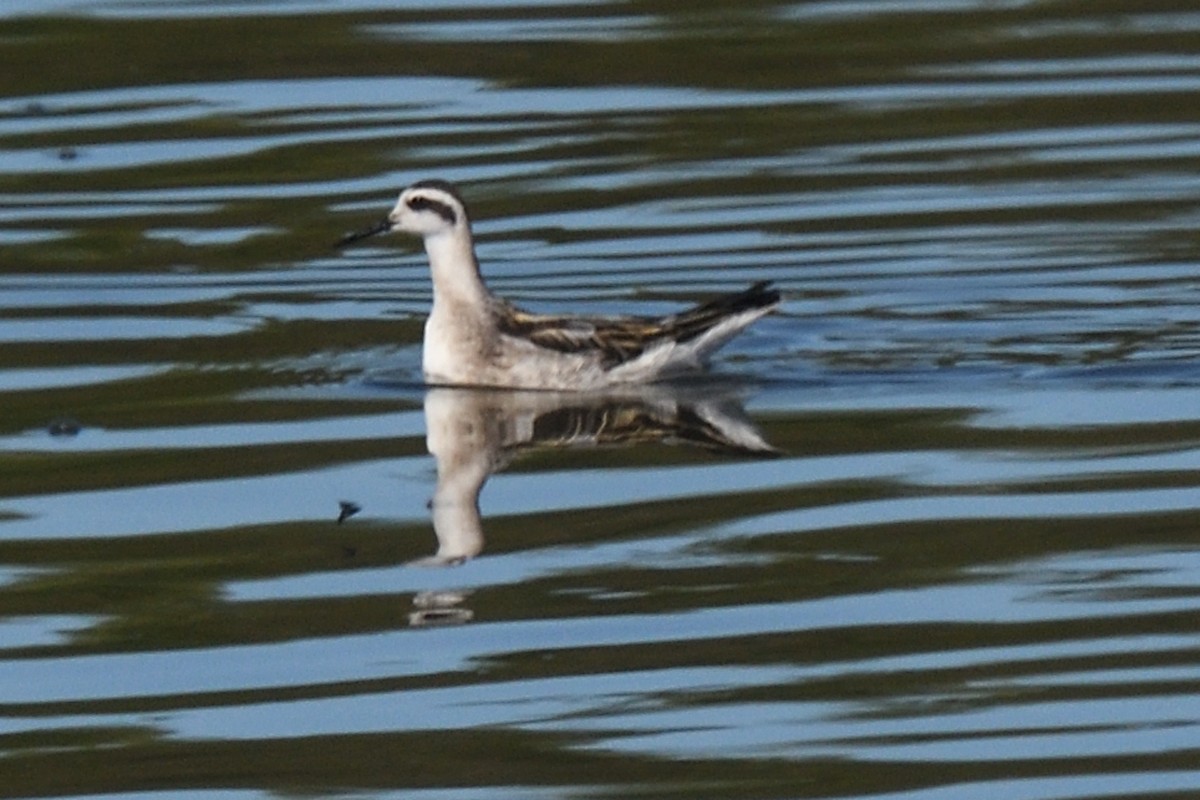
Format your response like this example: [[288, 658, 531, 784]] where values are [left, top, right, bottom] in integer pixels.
[[498, 306, 661, 367], [496, 281, 780, 370]]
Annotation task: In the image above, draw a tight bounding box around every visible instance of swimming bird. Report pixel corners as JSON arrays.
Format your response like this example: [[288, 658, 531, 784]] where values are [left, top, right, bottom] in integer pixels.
[[337, 180, 780, 390]]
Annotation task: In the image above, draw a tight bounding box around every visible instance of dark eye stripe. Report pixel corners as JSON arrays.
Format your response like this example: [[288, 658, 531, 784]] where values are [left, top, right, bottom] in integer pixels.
[[407, 194, 457, 225]]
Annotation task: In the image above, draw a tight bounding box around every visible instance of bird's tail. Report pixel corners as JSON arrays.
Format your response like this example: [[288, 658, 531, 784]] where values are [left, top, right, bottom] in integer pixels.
[[667, 281, 781, 344]]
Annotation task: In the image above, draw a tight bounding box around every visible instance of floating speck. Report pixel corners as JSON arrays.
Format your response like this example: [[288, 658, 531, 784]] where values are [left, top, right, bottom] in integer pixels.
[[337, 500, 362, 524], [47, 418, 82, 437]]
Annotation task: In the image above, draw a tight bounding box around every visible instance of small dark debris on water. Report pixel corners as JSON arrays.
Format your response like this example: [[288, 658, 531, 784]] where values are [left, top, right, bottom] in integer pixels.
[[47, 417, 82, 437], [57, 146, 78, 161], [337, 500, 362, 524]]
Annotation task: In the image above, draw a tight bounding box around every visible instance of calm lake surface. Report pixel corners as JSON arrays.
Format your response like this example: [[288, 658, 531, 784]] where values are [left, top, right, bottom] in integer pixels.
[[3, 1, 1200, 798]]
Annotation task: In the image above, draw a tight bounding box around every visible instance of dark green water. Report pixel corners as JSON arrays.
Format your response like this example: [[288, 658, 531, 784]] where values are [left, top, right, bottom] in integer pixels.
[[2, 2, 1200, 798]]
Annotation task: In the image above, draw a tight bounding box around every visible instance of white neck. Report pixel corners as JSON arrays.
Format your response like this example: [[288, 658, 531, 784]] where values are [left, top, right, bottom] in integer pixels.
[[423, 227, 490, 308]]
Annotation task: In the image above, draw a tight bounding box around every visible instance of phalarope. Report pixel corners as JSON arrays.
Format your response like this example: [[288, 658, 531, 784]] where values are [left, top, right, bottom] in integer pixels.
[[337, 179, 780, 390]]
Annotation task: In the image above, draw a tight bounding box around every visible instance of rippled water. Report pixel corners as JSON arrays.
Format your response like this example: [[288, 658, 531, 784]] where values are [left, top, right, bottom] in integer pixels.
[[3, 2, 1200, 798]]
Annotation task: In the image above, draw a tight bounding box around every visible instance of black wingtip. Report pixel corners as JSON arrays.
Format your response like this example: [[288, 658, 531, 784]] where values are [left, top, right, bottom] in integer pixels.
[[746, 280, 781, 306], [694, 280, 781, 316]]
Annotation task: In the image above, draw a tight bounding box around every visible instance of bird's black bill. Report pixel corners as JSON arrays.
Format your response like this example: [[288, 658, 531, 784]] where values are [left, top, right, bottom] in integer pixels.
[[335, 218, 391, 248]]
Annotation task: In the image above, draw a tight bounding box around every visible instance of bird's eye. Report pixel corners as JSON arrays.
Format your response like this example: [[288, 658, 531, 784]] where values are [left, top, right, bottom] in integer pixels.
[[405, 194, 457, 225]]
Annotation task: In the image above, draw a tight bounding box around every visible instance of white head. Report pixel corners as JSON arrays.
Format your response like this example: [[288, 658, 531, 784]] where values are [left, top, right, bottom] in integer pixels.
[[388, 180, 470, 238], [336, 179, 472, 248]]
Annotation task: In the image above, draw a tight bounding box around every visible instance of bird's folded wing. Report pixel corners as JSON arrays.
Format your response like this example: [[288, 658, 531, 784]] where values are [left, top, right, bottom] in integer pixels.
[[495, 281, 778, 370], [497, 305, 660, 368]]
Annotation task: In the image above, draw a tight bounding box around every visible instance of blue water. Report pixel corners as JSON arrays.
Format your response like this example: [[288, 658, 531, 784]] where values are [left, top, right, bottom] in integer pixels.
[[2, 1, 1200, 798]]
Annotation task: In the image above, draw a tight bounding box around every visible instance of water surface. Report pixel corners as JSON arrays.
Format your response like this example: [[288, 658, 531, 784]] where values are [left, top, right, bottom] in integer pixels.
[[2, 1, 1200, 798]]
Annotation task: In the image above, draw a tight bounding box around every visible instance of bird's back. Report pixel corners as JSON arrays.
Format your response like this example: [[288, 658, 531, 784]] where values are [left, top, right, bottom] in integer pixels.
[[490, 282, 780, 388]]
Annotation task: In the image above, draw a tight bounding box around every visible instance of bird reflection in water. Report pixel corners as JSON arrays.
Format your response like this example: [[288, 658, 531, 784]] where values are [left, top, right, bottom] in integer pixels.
[[420, 383, 779, 564], [407, 384, 778, 625]]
